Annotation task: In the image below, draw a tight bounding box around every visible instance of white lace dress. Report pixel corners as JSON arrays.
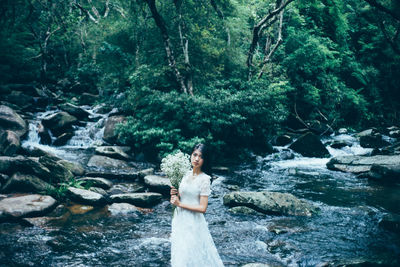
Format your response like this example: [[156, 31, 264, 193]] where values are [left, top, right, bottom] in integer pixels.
[[170, 171, 224, 267]]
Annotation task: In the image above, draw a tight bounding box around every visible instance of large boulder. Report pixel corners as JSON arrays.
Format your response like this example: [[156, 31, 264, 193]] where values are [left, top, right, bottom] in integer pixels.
[[0, 105, 28, 137], [2, 173, 54, 194], [87, 155, 135, 172], [58, 103, 90, 120], [57, 160, 85, 176], [359, 133, 390, 148], [103, 115, 126, 143], [41, 111, 77, 137], [143, 175, 171, 195], [110, 192, 163, 208], [4, 91, 34, 110], [223, 191, 318, 216], [326, 154, 400, 174], [271, 134, 293, 147], [53, 132, 73, 146], [289, 132, 330, 158], [39, 156, 74, 183], [67, 187, 106, 206], [368, 164, 400, 183], [0, 194, 57, 221], [379, 213, 400, 234], [0, 130, 20, 156], [37, 123, 52, 145], [0, 156, 51, 179], [95, 146, 131, 160]]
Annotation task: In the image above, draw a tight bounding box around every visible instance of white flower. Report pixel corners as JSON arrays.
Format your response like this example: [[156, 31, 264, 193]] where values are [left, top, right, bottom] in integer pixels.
[[160, 150, 191, 189]]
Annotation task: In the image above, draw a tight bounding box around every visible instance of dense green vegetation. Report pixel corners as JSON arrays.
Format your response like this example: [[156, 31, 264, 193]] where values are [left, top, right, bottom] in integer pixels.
[[1, 0, 399, 158]]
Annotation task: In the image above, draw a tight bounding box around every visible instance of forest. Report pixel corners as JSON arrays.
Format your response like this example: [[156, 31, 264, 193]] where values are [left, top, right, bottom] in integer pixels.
[[1, 0, 400, 159]]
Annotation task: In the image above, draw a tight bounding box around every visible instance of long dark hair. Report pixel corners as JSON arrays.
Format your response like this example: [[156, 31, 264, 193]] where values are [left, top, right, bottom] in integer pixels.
[[191, 143, 212, 175]]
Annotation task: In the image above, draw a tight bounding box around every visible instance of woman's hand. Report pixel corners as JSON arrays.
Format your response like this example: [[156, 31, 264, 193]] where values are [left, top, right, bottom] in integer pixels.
[[170, 186, 179, 196], [170, 195, 180, 207]]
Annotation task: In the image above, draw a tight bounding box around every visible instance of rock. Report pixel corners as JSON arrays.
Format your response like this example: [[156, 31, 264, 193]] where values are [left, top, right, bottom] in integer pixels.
[[143, 175, 171, 195], [338, 128, 348, 134], [289, 132, 330, 158], [0, 105, 28, 137], [0, 173, 9, 184], [57, 160, 85, 176], [67, 187, 106, 206], [359, 133, 390, 148], [0, 194, 57, 221], [77, 177, 113, 190], [368, 164, 400, 183], [2, 173, 55, 193], [85, 170, 140, 181], [79, 93, 99, 105], [227, 185, 240, 191], [108, 203, 140, 215], [228, 206, 264, 215], [37, 123, 52, 145], [327, 154, 400, 174], [95, 146, 131, 160], [4, 91, 34, 110], [379, 213, 400, 234], [89, 187, 108, 196], [109, 183, 146, 195], [103, 115, 126, 143], [223, 191, 318, 216], [53, 132, 73, 146], [39, 156, 74, 183], [272, 135, 292, 146], [0, 155, 51, 179], [87, 155, 134, 171], [330, 140, 352, 149], [110, 192, 163, 208], [356, 128, 377, 137], [0, 130, 20, 156], [58, 103, 90, 120], [41, 111, 77, 137], [138, 168, 154, 179], [21, 146, 60, 160]]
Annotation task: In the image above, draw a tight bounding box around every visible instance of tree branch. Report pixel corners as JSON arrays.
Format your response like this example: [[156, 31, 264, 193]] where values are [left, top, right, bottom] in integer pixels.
[[247, 0, 294, 80]]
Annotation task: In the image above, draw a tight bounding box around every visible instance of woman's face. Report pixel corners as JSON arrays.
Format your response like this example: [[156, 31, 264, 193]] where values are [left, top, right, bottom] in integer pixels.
[[191, 149, 204, 169]]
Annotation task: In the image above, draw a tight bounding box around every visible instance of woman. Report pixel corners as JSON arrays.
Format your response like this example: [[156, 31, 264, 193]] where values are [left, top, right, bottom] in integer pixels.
[[170, 144, 224, 267]]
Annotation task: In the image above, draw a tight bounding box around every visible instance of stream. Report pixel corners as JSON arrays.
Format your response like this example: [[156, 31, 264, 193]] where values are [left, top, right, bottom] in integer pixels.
[[0, 106, 399, 266]]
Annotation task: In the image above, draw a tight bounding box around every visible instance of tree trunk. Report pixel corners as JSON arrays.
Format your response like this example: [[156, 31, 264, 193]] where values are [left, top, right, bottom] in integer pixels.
[[145, 0, 188, 94], [247, 0, 294, 80], [174, 0, 193, 95]]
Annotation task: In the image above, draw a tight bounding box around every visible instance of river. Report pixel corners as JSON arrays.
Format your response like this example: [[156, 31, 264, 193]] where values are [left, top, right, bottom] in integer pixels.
[[0, 106, 399, 266]]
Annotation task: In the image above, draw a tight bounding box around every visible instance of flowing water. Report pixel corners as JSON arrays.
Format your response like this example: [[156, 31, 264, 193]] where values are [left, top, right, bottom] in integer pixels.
[[1, 107, 399, 266]]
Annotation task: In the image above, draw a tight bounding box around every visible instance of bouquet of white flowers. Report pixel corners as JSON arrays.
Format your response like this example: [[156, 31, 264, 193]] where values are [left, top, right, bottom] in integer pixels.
[[160, 150, 191, 190]]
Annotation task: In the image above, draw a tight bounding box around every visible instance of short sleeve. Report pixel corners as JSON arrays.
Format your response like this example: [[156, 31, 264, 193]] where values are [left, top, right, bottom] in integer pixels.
[[200, 175, 211, 196]]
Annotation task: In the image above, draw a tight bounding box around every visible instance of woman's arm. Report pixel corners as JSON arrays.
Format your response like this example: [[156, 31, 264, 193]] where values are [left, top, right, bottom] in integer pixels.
[[170, 195, 209, 213]]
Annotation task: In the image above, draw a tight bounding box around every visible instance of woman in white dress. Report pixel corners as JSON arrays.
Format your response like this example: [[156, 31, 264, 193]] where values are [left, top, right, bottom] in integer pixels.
[[170, 144, 224, 267]]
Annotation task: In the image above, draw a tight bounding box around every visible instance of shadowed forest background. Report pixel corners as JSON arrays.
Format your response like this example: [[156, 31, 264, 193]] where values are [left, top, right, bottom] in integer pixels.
[[1, 0, 399, 160]]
